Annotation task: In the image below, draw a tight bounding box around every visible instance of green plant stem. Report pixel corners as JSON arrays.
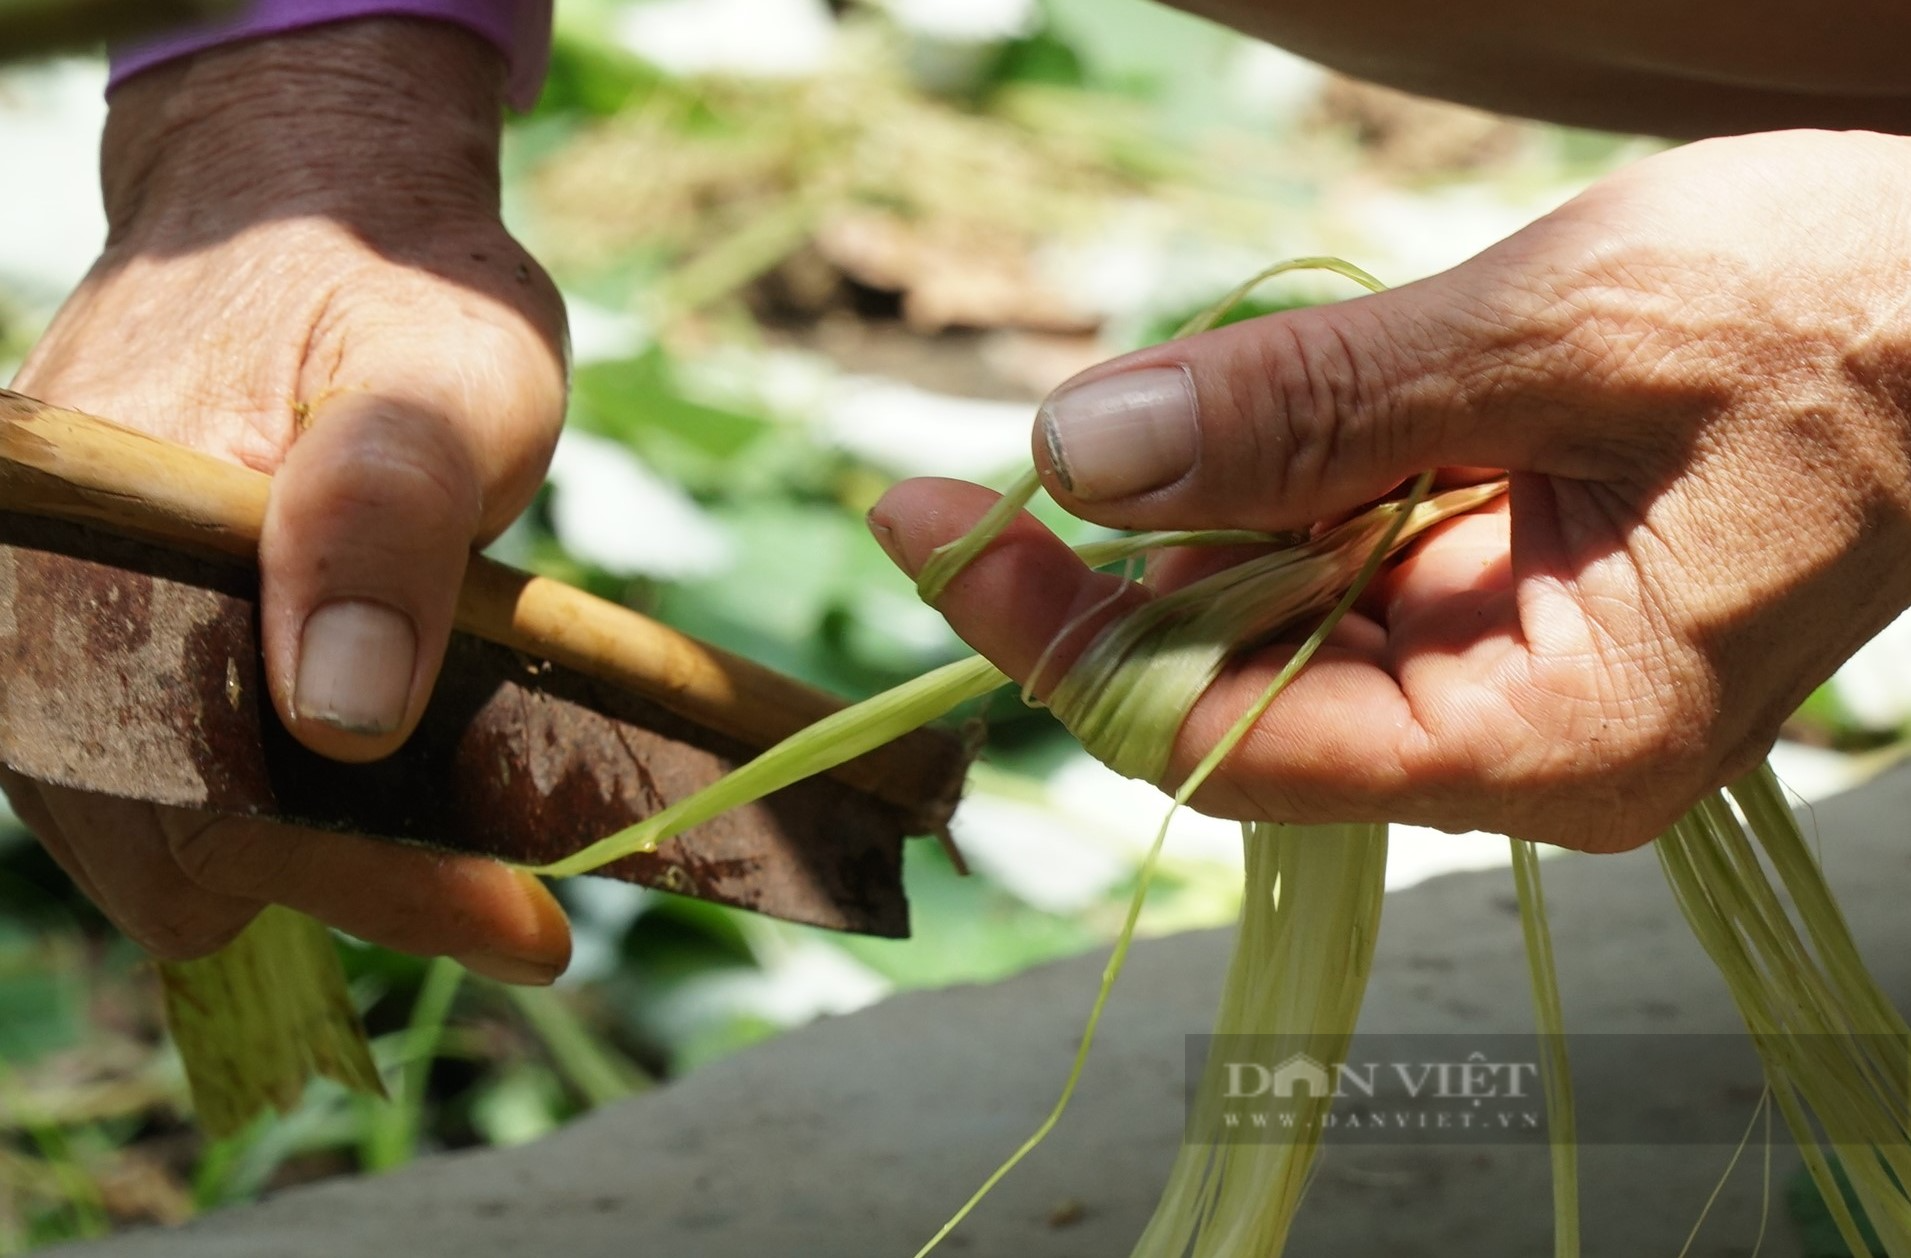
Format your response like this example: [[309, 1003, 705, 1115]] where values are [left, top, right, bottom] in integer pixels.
[[1511, 840, 1580, 1258], [534, 655, 1008, 875], [504, 984, 650, 1107], [361, 958, 465, 1173], [914, 472, 1434, 1257]]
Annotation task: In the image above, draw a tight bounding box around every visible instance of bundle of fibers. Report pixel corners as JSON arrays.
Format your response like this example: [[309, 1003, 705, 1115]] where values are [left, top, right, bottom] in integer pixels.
[[554, 453, 1910, 1255]]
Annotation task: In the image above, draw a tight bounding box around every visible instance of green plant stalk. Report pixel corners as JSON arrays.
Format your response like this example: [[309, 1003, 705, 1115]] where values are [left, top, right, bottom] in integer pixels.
[[504, 984, 650, 1106], [914, 471, 1437, 1257], [900, 255, 1911, 1258], [914, 469, 1043, 606], [1511, 840, 1580, 1258], [1129, 822, 1390, 1258], [1051, 480, 1490, 780], [536, 484, 1492, 881], [361, 957, 464, 1173], [533, 654, 1008, 876], [1675, 1089, 1772, 1258], [1657, 765, 1911, 1255], [158, 907, 383, 1140]]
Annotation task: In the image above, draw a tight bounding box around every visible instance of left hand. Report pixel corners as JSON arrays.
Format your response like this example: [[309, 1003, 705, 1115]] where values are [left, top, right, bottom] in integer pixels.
[[870, 129, 1911, 853], [2, 19, 574, 980]]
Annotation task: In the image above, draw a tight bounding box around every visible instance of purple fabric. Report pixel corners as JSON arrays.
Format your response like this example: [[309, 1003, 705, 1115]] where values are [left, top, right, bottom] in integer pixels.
[[109, 0, 554, 110]]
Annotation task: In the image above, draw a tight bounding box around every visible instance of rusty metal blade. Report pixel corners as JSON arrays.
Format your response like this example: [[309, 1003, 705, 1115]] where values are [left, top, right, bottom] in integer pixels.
[[0, 511, 923, 937]]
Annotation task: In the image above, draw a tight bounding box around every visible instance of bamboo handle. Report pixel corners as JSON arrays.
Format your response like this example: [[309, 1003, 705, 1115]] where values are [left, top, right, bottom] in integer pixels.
[[0, 390, 965, 819]]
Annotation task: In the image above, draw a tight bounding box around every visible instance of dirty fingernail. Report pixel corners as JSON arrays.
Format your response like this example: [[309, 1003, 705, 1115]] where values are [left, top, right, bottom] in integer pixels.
[[294, 600, 416, 735], [1039, 366, 1199, 501], [456, 949, 563, 986]]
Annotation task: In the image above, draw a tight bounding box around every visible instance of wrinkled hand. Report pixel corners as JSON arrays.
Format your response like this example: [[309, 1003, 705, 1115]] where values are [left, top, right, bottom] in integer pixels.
[[0, 19, 573, 979], [872, 130, 1911, 853]]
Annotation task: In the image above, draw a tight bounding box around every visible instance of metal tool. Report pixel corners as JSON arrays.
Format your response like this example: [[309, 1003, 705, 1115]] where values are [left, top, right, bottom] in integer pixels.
[[0, 391, 969, 937]]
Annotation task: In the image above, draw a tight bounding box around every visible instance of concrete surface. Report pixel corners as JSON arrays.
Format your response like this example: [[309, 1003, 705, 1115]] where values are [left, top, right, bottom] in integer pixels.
[[57, 767, 1911, 1257]]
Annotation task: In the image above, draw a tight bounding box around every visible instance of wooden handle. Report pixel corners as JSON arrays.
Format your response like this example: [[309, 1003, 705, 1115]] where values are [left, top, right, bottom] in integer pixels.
[[0, 389, 966, 820]]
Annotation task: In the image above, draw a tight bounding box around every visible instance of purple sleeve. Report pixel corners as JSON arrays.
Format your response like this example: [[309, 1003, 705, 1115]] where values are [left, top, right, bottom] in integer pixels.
[[109, 0, 555, 111]]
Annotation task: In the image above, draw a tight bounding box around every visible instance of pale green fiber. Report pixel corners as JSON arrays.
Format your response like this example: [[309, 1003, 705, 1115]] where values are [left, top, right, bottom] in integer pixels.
[[532, 655, 1008, 877], [913, 473, 1437, 1258], [1129, 822, 1389, 1258], [1658, 767, 1911, 1255], [1511, 840, 1581, 1258], [158, 907, 383, 1139]]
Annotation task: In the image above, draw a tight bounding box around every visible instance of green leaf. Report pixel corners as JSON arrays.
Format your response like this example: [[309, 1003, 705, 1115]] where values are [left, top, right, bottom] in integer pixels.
[[160, 908, 383, 1140], [648, 500, 945, 697], [668, 1013, 785, 1075], [665, 501, 854, 641], [1040, 0, 1242, 123], [532, 32, 665, 119], [622, 897, 760, 976], [571, 351, 773, 494], [0, 928, 81, 1064], [985, 27, 1088, 89]]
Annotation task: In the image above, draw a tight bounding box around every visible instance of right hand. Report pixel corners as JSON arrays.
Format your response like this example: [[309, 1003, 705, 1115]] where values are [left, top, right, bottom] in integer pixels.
[[872, 130, 1911, 854]]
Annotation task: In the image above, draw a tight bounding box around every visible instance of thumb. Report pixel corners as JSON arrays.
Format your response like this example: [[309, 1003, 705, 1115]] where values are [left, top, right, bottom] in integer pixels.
[[1032, 264, 1577, 533], [259, 392, 484, 763]]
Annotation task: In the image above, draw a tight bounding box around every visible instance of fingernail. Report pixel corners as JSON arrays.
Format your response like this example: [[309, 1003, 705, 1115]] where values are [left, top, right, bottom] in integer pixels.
[[457, 870, 570, 985], [866, 512, 908, 571], [294, 600, 416, 735], [456, 950, 563, 986], [1039, 366, 1199, 501]]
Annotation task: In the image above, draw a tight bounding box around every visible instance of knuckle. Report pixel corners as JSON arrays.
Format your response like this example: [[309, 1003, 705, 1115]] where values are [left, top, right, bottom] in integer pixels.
[[1516, 249, 1730, 420], [167, 817, 296, 902], [113, 900, 247, 961], [295, 418, 484, 549], [1244, 311, 1390, 505], [303, 268, 565, 538], [163, 816, 228, 890], [356, 442, 480, 531]]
